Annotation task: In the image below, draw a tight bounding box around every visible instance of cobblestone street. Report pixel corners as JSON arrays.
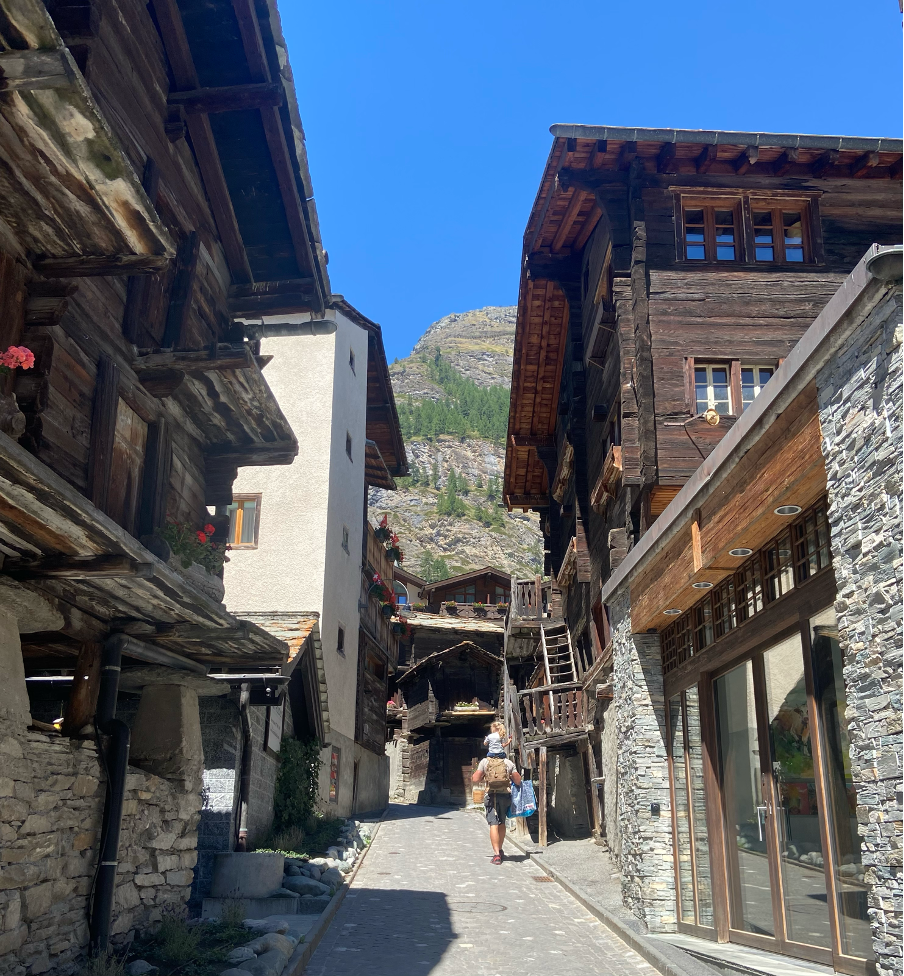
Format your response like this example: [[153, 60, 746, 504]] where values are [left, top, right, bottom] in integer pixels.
[[306, 805, 659, 976]]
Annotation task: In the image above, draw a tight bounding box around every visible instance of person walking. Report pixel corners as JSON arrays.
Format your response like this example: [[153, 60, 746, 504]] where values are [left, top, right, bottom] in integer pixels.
[[471, 754, 521, 864]]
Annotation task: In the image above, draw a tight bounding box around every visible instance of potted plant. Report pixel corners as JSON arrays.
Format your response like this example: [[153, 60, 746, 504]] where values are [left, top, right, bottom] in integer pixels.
[[0, 345, 34, 437], [157, 518, 228, 602], [444, 601, 458, 613], [374, 514, 391, 543], [474, 602, 486, 614], [496, 601, 508, 613], [381, 601, 394, 618]]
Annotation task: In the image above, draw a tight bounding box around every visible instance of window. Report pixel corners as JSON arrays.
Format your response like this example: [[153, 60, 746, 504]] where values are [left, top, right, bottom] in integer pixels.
[[337, 625, 345, 655], [341, 525, 349, 553], [349, 347, 356, 373], [682, 204, 739, 262], [753, 208, 807, 263], [226, 494, 261, 547], [740, 365, 774, 409], [452, 583, 477, 603], [694, 364, 731, 414], [346, 432, 353, 460], [365, 651, 386, 681]]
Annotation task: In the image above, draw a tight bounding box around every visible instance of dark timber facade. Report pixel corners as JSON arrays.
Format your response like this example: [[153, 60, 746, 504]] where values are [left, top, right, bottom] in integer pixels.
[[503, 126, 902, 975]]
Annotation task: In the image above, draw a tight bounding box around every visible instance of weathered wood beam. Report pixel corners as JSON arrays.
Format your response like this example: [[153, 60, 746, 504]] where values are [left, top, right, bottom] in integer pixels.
[[525, 253, 581, 283], [771, 147, 799, 176], [510, 434, 555, 449], [890, 157, 903, 179], [205, 440, 298, 466], [149, 0, 253, 284], [161, 232, 200, 348], [556, 168, 626, 193], [87, 354, 119, 513], [851, 151, 880, 177], [134, 343, 255, 375], [228, 278, 318, 316], [0, 49, 71, 90], [551, 189, 588, 254], [733, 146, 758, 175], [811, 150, 840, 178], [6, 556, 154, 579], [657, 142, 679, 174], [695, 144, 718, 174], [122, 157, 161, 344], [168, 82, 283, 114], [573, 204, 602, 252], [616, 141, 637, 171], [153, 623, 251, 642], [61, 641, 102, 736], [33, 254, 170, 277], [139, 419, 172, 540], [506, 493, 550, 509]]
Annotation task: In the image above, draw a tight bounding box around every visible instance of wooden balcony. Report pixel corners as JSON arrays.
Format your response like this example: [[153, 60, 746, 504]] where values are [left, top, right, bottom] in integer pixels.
[[517, 682, 587, 744], [510, 576, 552, 620], [590, 444, 623, 513], [364, 521, 395, 582], [360, 570, 399, 670]]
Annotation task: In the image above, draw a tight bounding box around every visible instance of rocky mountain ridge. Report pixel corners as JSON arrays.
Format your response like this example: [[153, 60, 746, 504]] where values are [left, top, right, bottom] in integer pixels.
[[372, 306, 543, 580]]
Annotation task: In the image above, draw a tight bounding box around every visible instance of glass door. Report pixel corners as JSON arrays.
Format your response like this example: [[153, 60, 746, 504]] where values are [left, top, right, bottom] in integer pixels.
[[713, 634, 833, 965]]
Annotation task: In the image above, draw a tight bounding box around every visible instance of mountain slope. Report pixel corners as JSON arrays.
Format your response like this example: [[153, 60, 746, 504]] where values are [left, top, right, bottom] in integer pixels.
[[370, 306, 543, 581]]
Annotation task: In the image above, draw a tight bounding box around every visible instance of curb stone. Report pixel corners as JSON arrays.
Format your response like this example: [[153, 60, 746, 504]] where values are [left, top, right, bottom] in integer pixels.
[[284, 808, 387, 976], [504, 831, 719, 976]]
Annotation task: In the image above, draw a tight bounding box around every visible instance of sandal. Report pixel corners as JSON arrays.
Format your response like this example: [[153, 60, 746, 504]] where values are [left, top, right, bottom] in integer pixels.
[[492, 854, 503, 865]]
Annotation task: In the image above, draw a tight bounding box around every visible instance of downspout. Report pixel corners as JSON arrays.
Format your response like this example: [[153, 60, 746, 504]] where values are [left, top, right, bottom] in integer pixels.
[[235, 683, 253, 851], [88, 635, 130, 953]]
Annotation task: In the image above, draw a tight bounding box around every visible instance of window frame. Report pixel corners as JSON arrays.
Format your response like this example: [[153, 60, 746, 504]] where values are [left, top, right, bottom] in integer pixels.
[[750, 204, 811, 265], [226, 493, 262, 548], [337, 624, 345, 655], [686, 358, 777, 416], [341, 524, 350, 553], [740, 364, 775, 410], [679, 197, 744, 264], [674, 190, 821, 267], [693, 362, 734, 414]]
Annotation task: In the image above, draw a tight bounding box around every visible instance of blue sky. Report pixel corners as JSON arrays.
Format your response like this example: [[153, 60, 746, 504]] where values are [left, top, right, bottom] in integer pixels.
[[282, 1, 903, 362]]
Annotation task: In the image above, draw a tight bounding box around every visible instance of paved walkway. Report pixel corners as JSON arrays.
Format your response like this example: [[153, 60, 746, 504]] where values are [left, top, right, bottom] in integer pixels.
[[305, 804, 659, 976]]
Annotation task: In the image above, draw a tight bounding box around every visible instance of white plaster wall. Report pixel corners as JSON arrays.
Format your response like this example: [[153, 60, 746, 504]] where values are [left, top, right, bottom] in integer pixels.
[[223, 312, 369, 746]]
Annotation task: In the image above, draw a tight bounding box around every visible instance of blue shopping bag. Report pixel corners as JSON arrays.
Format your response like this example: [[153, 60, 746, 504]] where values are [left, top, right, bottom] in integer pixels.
[[507, 780, 537, 818]]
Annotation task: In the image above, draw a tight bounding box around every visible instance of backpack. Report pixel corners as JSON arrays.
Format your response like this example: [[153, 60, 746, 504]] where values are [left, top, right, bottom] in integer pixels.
[[484, 757, 510, 793]]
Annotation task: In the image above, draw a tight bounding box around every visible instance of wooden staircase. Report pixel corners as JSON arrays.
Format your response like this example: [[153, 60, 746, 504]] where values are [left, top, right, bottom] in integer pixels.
[[540, 621, 578, 686]]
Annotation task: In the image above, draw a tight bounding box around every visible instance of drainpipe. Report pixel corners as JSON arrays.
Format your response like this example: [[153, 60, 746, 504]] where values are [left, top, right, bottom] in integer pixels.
[[235, 683, 253, 851], [88, 635, 131, 953]]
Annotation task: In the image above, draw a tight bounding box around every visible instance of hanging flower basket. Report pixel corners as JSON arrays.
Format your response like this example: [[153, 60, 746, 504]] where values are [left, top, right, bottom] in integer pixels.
[[381, 602, 394, 618], [391, 621, 404, 635]]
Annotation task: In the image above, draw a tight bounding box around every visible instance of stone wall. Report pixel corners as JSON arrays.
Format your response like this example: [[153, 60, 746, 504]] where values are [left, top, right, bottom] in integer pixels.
[[0, 722, 200, 976], [607, 588, 676, 932], [816, 285, 903, 976], [192, 696, 242, 906], [599, 705, 621, 859]]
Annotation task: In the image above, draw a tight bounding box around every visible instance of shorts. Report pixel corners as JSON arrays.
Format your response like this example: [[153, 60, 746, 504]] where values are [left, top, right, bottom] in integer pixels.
[[484, 791, 510, 826]]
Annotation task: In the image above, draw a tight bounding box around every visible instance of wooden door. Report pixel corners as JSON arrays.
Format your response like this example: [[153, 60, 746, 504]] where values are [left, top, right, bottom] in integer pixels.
[[107, 397, 147, 534]]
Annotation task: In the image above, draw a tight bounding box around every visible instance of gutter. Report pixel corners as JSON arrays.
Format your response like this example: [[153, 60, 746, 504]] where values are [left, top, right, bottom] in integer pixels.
[[240, 309, 338, 339], [600, 244, 902, 607], [88, 637, 130, 953]]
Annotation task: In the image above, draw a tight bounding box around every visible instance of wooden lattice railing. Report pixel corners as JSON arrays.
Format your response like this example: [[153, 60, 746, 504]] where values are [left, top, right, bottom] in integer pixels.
[[518, 682, 585, 739]]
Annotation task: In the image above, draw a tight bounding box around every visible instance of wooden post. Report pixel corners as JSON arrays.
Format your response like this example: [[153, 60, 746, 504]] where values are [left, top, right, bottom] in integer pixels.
[[579, 736, 604, 837], [538, 745, 548, 848], [62, 641, 102, 736]]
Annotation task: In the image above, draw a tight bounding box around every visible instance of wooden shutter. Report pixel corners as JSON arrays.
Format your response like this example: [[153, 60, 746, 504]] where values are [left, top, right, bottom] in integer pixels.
[[107, 397, 148, 534]]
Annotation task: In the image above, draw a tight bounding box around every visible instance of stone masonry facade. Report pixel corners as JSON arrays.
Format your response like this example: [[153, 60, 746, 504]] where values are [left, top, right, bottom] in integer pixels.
[[0, 722, 201, 976], [816, 285, 903, 976], [607, 588, 676, 932]]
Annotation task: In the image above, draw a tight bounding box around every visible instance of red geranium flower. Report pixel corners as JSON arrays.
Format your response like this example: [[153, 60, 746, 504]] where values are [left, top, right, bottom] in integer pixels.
[[204, 523, 215, 534], [196, 531, 207, 543]]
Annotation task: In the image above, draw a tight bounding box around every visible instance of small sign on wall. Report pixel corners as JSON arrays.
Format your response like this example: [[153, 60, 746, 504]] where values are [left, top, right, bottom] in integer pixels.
[[329, 747, 340, 802], [266, 701, 284, 753]]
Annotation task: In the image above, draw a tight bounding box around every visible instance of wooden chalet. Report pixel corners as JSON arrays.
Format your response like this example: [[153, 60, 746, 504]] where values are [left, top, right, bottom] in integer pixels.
[[419, 566, 512, 611], [502, 122, 902, 970], [0, 0, 334, 962]]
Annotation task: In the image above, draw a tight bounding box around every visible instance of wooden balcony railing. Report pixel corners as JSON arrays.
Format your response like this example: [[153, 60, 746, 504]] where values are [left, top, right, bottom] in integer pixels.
[[360, 570, 399, 670], [364, 520, 395, 582], [518, 682, 586, 740], [510, 576, 550, 620]]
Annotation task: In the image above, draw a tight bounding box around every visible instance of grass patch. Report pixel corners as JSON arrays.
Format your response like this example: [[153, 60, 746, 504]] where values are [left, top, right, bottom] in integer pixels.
[[253, 815, 343, 859], [128, 907, 252, 976], [79, 949, 128, 976]]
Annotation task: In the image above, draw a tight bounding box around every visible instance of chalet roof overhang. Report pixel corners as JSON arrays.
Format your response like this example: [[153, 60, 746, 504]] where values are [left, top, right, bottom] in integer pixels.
[[0, 428, 290, 670], [600, 245, 901, 633], [402, 610, 505, 637], [0, 0, 174, 275], [421, 566, 513, 598], [364, 439, 396, 490], [330, 296, 408, 477], [503, 127, 903, 511], [149, 0, 330, 312], [396, 640, 503, 685]]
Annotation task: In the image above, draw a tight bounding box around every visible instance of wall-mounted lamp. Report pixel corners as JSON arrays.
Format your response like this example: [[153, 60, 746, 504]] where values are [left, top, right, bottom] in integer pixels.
[[729, 547, 753, 557], [775, 505, 802, 516]]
